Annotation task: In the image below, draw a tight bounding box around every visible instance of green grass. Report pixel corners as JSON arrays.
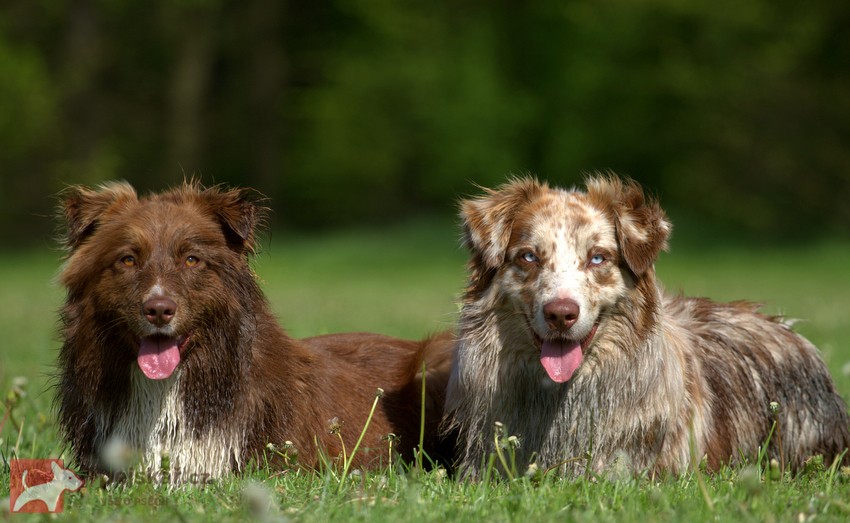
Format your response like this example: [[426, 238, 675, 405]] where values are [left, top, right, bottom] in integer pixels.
[[1, 219, 849, 521]]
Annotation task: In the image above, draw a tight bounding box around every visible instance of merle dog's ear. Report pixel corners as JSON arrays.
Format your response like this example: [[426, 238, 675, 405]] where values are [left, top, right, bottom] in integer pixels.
[[460, 177, 546, 270], [60, 182, 138, 251], [586, 174, 671, 275], [198, 184, 268, 255]]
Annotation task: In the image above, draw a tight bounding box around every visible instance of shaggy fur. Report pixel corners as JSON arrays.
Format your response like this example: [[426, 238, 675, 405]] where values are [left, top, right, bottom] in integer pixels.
[[445, 175, 850, 477], [56, 181, 454, 485]]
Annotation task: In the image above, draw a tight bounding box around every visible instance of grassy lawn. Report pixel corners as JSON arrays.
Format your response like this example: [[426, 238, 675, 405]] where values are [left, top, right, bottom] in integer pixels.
[[1, 219, 849, 521]]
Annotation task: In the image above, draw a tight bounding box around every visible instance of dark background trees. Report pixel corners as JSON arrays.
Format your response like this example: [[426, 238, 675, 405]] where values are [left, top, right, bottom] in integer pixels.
[[2, 0, 848, 243]]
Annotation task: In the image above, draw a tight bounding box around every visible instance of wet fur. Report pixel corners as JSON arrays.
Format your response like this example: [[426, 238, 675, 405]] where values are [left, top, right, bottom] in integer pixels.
[[446, 175, 850, 477], [56, 181, 454, 484]]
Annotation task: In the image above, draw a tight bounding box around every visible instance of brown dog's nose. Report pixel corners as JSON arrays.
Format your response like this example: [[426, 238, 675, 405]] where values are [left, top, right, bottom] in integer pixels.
[[543, 298, 580, 331], [143, 297, 177, 327]]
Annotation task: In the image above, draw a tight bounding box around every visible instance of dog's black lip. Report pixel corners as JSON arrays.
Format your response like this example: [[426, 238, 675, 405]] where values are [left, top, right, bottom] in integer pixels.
[[527, 319, 599, 350], [136, 332, 192, 354]]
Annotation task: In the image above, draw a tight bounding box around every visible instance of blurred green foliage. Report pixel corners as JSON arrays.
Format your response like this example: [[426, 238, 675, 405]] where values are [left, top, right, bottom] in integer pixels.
[[1, 0, 849, 242]]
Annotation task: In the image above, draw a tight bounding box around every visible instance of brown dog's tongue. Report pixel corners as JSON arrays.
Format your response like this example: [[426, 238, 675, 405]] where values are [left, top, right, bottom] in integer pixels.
[[138, 337, 181, 380], [540, 339, 583, 383]]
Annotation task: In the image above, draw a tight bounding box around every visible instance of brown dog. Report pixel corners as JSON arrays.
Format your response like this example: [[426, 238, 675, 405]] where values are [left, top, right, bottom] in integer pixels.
[[56, 181, 454, 485], [445, 175, 850, 477]]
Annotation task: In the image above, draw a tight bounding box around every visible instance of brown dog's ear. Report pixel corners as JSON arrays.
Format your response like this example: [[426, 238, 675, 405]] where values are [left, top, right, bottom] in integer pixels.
[[60, 182, 138, 251], [586, 175, 671, 275], [197, 184, 268, 255], [460, 177, 546, 270]]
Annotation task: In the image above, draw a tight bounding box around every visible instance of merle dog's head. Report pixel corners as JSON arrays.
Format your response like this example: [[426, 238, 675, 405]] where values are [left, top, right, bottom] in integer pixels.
[[460, 175, 670, 383]]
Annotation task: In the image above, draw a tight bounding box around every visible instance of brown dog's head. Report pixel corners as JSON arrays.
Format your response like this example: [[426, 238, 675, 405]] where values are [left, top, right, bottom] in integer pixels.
[[59, 181, 265, 380], [460, 174, 670, 383]]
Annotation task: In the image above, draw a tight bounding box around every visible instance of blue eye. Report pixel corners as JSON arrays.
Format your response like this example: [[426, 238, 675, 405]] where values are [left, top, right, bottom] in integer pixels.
[[590, 254, 605, 266], [520, 252, 539, 264]]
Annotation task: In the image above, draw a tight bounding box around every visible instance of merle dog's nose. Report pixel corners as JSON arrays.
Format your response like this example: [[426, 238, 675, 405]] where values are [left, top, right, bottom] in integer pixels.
[[543, 298, 580, 331], [143, 296, 177, 327]]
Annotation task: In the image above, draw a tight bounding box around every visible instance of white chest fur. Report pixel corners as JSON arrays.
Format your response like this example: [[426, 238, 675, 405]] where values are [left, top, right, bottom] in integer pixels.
[[98, 368, 244, 486]]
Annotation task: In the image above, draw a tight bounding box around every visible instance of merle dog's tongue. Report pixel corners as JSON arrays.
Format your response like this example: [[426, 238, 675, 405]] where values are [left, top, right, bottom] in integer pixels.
[[138, 337, 181, 380], [540, 339, 583, 383]]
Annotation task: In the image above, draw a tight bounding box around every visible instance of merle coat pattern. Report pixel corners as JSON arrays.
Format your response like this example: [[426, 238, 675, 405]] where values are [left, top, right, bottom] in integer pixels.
[[445, 175, 850, 477]]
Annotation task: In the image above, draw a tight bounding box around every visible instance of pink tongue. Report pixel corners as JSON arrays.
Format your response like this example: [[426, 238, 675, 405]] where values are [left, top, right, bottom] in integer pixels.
[[137, 337, 181, 380], [540, 339, 583, 383]]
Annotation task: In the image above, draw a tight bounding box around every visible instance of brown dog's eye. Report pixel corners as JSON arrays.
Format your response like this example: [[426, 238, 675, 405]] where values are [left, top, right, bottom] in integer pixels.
[[589, 254, 606, 267], [185, 256, 200, 268], [120, 255, 136, 267]]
